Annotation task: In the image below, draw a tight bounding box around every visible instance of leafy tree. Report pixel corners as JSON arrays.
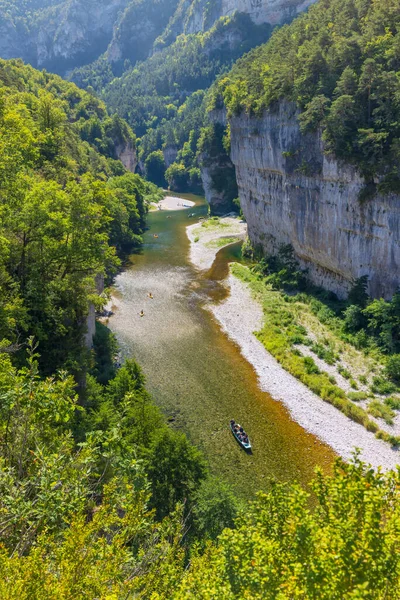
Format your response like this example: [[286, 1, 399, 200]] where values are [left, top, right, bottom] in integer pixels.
[[145, 150, 167, 187]]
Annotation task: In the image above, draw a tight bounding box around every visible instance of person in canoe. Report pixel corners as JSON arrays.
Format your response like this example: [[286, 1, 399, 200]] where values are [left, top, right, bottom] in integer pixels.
[[140, 310, 145, 317], [153, 234, 159, 238], [148, 293, 154, 299]]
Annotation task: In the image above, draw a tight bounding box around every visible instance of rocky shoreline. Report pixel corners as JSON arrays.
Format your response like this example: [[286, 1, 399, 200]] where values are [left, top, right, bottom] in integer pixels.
[[187, 218, 400, 471]]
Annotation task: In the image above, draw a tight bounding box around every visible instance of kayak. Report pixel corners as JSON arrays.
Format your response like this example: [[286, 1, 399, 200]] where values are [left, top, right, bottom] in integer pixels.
[[230, 421, 252, 452]]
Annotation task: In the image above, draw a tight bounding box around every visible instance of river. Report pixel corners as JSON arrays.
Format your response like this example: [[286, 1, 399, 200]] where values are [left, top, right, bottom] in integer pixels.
[[108, 194, 336, 498]]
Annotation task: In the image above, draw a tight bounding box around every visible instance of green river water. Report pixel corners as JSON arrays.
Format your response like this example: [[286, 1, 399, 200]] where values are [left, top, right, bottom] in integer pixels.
[[108, 194, 336, 498]]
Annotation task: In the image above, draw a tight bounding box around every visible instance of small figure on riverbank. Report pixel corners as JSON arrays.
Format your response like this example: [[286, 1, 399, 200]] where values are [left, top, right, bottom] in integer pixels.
[[140, 310, 145, 317]]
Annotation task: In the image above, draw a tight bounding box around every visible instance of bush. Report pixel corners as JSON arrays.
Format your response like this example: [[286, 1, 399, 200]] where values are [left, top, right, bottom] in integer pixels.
[[338, 366, 352, 379], [384, 397, 400, 410], [348, 391, 368, 402], [368, 401, 395, 425], [192, 476, 241, 541], [385, 355, 400, 383], [371, 376, 397, 396], [303, 356, 320, 375]]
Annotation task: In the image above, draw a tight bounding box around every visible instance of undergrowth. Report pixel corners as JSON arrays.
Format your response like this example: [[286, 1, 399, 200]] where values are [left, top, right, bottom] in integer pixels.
[[232, 262, 400, 447]]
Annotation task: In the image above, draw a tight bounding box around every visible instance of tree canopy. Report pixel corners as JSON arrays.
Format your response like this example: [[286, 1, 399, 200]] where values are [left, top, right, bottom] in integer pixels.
[[216, 0, 400, 187]]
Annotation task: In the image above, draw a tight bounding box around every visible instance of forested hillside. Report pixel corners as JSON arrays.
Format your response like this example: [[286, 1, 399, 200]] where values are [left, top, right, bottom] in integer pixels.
[[98, 13, 271, 189], [0, 58, 161, 374], [3, 2, 400, 596], [216, 0, 400, 190]]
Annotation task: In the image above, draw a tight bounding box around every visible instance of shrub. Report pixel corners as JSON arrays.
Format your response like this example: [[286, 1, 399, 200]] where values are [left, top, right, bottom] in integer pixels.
[[371, 376, 397, 396], [384, 397, 400, 410], [338, 366, 352, 379], [385, 355, 400, 383], [303, 356, 320, 375], [348, 391, 368, 402], [368, 401, 395, 425]]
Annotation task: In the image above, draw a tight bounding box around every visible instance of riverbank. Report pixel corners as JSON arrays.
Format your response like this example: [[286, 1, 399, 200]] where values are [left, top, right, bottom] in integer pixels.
[[186, 218, 400, 471], [150, 195, 195, 211], [187, 215, 247, 271]]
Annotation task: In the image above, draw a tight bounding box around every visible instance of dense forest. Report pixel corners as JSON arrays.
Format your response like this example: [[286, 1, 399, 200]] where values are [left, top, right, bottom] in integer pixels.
[[71, 12, 272, 191], [215, 0, 400, 191], [2, 2, 400, 597], [0, 58, 163, 375]]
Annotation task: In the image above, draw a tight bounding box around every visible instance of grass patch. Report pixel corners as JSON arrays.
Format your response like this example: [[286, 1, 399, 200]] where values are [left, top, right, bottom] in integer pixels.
[[231, 263, 399, 445], [348, 391, 368, 402], [371, 376, 398, 396], [310, 342, 336, 365], [201, 217, 230, 229], [338, 365, 352, 380], [384, 397, 400, 410], [368, 401, 395, 425], [205, 236, 239, 249]]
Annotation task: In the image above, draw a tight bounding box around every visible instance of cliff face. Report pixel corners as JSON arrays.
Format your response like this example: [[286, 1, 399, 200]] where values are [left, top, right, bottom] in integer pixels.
[[115, 140, 137, 173], [229, 102, 400, 299], [0, 0, 317, 75], [221, 0, 317, 25]]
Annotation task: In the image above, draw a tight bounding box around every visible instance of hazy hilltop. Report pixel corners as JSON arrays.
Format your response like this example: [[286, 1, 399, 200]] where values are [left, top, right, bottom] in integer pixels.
[[0, 0, 317, 75]]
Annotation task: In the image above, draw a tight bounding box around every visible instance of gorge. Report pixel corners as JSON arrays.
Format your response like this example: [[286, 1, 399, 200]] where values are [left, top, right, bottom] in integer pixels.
[[2, 0, 400, 596]]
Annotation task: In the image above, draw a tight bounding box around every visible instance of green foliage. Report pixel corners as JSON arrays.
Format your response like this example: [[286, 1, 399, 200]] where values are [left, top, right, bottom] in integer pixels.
[[90, 321, 118, 385], [145, 150, 167, 187], [217, 0, 400, 184], [251, 244, 308, 291], [0, 59, 157, 373], [232, 263, 396, 441], [348, 391, 368, 402], [368, 400, 395, 425], [192, 476, 241, 541], [146, 429, 207, 520]]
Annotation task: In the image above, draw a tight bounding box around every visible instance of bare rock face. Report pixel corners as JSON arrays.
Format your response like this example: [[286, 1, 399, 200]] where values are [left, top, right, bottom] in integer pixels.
[[221, 0, 317, 25], [116, 140, 137, 173], [35, 0, 127, 71], [229, 102, 400, 299]]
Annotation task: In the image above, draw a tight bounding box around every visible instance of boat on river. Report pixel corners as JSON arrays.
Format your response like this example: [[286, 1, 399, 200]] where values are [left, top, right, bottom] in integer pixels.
[[230, 419, 252, 452]]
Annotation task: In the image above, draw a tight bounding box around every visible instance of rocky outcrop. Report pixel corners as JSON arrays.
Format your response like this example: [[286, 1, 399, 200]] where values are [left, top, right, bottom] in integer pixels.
[[0, 0, 317, 75], [229, 102, 400, 299], [221, 0, 317, 25], [116, 140, 137, 173], [199, 112, 238, 215]]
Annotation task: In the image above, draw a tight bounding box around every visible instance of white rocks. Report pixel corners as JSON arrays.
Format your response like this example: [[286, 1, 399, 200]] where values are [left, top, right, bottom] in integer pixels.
[[210, 274, 400, 471], [229, 103, 400, 299], [222, 0, 317, 26]]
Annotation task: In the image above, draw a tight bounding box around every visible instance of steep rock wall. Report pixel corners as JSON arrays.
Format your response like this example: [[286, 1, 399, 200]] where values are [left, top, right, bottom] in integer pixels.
[[229, 102, 400, 299], [221, 0, 316, 25], [115, 140, 137, 173]]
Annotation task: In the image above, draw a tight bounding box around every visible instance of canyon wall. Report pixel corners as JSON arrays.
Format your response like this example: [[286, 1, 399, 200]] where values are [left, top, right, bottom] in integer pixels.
[[229, 102, 400, 299], [221, 0, 317, 25]]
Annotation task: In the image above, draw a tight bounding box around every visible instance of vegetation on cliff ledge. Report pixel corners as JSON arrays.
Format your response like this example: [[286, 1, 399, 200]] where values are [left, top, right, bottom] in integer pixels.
[[216, 0, 400, 188]]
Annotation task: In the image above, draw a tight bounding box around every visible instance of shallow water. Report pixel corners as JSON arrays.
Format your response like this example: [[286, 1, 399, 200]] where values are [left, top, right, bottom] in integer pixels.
[[108, 195, 336, 497]]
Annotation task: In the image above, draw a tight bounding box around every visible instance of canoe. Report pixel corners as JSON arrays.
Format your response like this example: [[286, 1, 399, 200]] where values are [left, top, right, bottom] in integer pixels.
[[230, 421, 252, 451]]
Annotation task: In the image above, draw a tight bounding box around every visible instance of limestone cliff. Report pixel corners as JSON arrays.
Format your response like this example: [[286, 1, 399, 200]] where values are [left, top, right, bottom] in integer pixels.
[[0, 0, 317, 74], [155, 0, 317, 49], [115, 139, 137, 173], [221, 0, 317, 25], [229, 102, 400, 299]]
